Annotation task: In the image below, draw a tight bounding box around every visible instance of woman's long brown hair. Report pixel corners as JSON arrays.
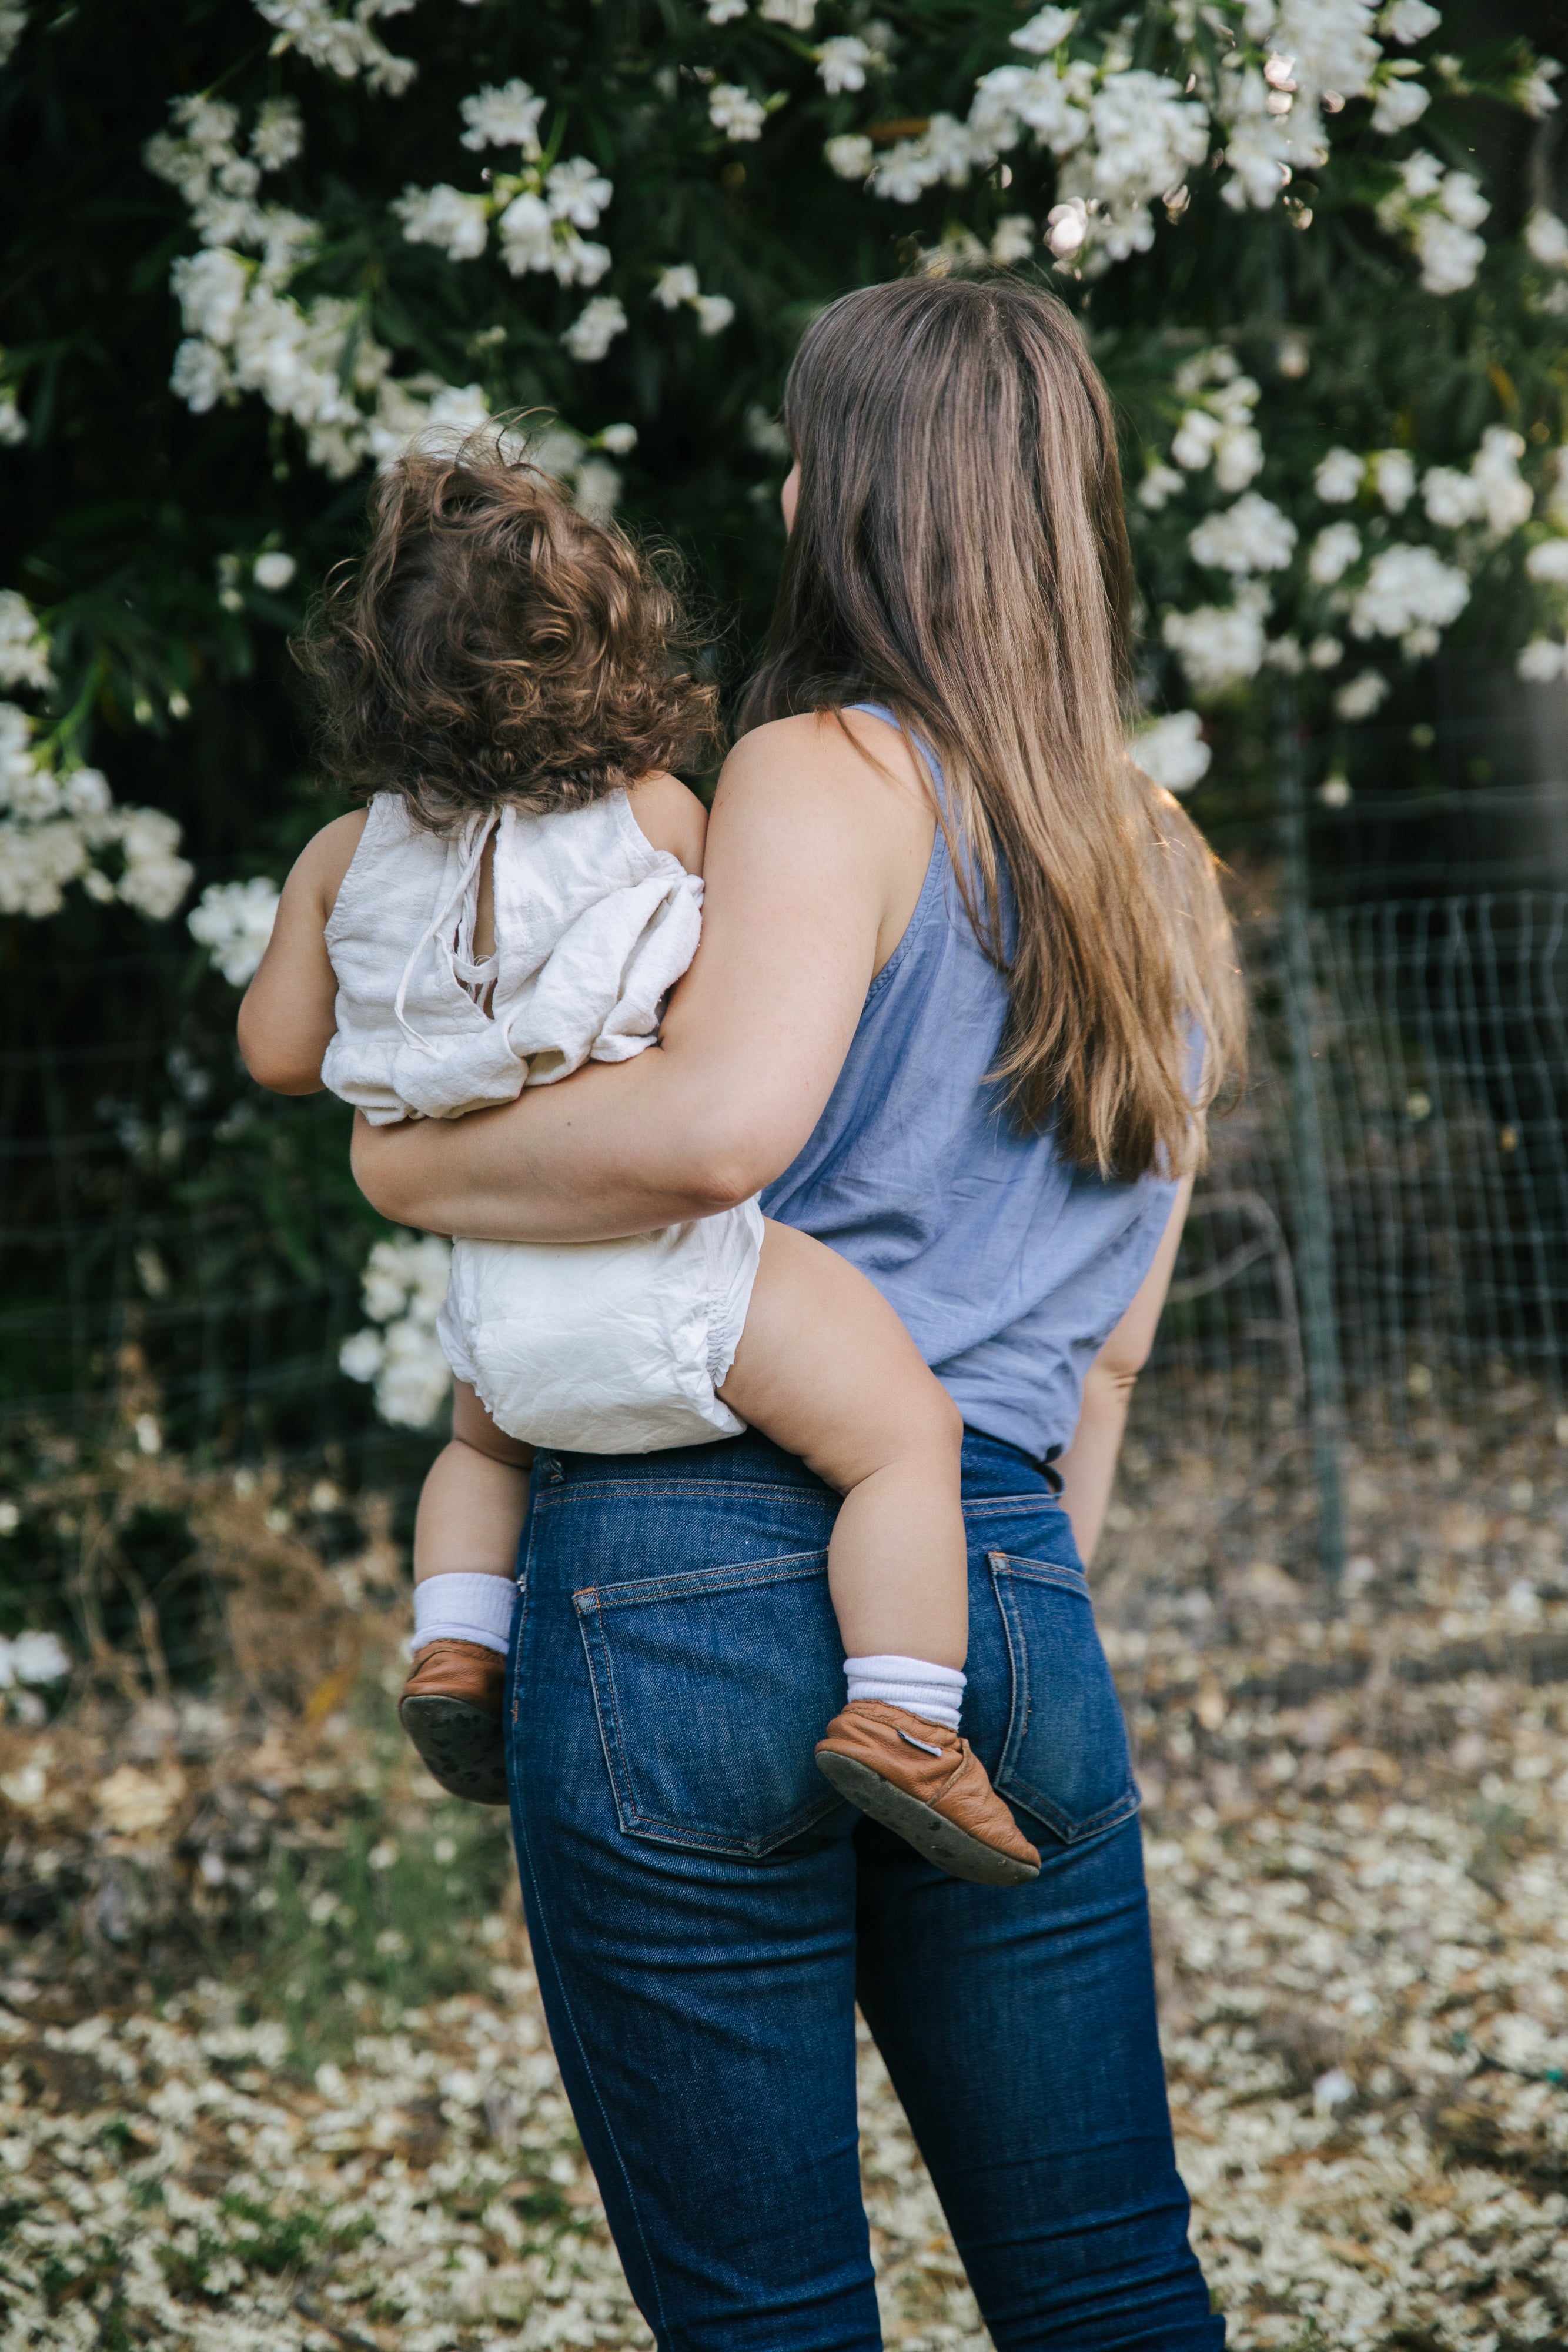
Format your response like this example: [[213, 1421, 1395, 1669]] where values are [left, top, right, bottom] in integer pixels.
[[742, 275, 1243, 1179]]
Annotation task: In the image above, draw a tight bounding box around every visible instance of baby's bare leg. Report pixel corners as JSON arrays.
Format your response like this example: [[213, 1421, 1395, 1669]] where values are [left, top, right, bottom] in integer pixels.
[[718, 1221, 967, 1668], [413, 1382, 533, 1584]]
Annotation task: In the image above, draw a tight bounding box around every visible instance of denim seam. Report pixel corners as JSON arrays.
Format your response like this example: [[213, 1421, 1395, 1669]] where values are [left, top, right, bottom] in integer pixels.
[[993, 1558, 1091, 1597], [532, 1478, 838, 1511], [571, 1551, 829, 1612], [962, 1494, 1067, 1521], [505, 1573, 669, 2338], [988, 1550, 1141, 1845]]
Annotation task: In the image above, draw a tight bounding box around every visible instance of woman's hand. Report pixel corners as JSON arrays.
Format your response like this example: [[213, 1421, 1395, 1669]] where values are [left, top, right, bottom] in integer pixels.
[[351, 711, 937, 1242]]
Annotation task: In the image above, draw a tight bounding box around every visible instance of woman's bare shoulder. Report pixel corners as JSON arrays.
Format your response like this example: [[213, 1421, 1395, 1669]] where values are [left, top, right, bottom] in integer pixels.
[[724, 707, 932, 801], [625, 770, 708, 874]]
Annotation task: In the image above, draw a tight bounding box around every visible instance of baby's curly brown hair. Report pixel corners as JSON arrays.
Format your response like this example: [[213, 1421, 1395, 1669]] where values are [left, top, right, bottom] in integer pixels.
[[294, 429, 721, 830]]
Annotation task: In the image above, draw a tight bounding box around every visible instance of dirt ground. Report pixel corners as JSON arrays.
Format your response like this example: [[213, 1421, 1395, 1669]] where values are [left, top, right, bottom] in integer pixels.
[[2, 1434, 1566, 2350]]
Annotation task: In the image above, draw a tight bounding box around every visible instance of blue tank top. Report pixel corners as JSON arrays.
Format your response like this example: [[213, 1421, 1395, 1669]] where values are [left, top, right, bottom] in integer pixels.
[[761, 707, 1179, 1461]]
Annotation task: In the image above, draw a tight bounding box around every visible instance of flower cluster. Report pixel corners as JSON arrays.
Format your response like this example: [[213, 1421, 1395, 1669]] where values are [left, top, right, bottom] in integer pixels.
[[187, 876, 282, 986], [843, 0, 1494, 279], [0, 595, 195, 923], [253, 0, 416, 97], [148, 93, 494, 479], [339, 1232, 454, 1429], [1376, 150, 1493, 294]]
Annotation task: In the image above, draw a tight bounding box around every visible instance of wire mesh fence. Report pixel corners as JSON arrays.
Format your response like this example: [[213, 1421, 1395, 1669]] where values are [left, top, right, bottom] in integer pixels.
[[7, 783, 1568, 1692]]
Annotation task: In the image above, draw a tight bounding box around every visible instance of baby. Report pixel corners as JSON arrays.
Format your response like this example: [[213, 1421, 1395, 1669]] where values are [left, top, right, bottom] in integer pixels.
[[238, 433, 1038, 1889]]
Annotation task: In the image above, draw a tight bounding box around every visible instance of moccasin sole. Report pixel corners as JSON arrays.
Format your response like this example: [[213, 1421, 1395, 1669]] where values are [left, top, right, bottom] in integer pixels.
[[815, 1751, 1040, 1886], [399, 1693, 508, 1807]]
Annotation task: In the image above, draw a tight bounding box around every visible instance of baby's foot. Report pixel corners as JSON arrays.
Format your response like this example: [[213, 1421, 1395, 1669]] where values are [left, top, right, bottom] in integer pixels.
[[399, 1639, 507, 1806], [814, 1701, 1040, 1886]]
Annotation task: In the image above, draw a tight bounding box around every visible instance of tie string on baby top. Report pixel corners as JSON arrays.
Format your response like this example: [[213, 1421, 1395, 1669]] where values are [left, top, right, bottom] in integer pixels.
[[392, 813, 500, 1052]]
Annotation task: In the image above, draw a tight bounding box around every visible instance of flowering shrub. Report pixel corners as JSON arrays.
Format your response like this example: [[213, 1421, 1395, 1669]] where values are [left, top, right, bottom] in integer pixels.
[[2, 0, 1566, 1432], [339, 1232, 455, 1429]]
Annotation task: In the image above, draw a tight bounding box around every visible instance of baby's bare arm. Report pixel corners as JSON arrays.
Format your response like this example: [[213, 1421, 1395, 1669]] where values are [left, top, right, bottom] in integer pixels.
[[718, 1222, 967, 1666], [237, 810, 366, 1094]]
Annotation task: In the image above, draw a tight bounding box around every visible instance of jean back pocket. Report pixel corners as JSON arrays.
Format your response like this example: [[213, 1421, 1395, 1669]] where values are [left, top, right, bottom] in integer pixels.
[[987, 1551, 1139, 1845], [574, 1550, 844, 1858]]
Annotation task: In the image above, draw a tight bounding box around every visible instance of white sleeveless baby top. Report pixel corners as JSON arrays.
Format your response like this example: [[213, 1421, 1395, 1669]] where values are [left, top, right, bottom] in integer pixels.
[[321, 790, 705, 1125]]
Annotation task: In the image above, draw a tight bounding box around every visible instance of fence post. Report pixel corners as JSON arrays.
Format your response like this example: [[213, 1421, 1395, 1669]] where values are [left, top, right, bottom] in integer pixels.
[[1276, 682, 1346, 1579]]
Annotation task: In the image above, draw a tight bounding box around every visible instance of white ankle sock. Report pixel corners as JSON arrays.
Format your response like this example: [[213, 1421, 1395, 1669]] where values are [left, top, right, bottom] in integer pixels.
[[411, 1572, 516, 1659], [844, 1655, 966, 1732]]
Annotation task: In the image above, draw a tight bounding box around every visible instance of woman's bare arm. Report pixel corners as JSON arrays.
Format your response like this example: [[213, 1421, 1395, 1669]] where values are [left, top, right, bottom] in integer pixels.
[[1057, 1174, 1193, 1568], [350, 713, 936, 1241]]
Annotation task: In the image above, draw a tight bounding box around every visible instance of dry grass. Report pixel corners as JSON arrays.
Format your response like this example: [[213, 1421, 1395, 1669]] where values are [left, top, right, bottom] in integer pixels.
[[2, 1411, 1567, 2349]]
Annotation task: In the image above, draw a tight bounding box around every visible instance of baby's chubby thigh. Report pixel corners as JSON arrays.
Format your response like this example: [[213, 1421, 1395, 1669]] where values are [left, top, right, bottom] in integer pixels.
[[442, 1212, 762, 1457], [718, 1219, 964, 1494]]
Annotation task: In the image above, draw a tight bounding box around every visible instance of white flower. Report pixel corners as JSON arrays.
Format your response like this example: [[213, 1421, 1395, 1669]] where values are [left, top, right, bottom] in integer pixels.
[[170, 246, 251, 345], [0, 394, 26, 446], [1011, 6, 1077, 54], [1421, 465, 1480, 527], [1516, 58, 1563, 119], [339, 1328, 385, 1382], [1309, 633, 1344, 668], [1308, 522, 1362, 585], [1132, 709, 1210, 792], [1138, 464, 1183, 511], [710, 83, 768, 142], [744, 404, 791, 460], [1315, 446, 1364, 503], [546, 156, 613, 230], [1046, 198, 1089, 257], [1335, 668, 1390, 719], [989, 214, 1035, 265], [253, 0, 416, 97], [600, 422, 638, 455], [1526, 538, 1568, 583], [497, 191, 556, 276], [253, 550, 296, 591], [188, 876, 281, 984], [1214, 425, 1265, 492], [552, 234, 611, 288], [393, 183, 489, 262], [1078, 72, 1209, 257], [1370, 73, 1430, 133], [170, 339, 232, 413], [824, 133, 874, 179], [1188, 493, 1297, 576], [1526, 208, 1568, 268], [1380, 0, 1440, 41], [62, 766, 112, 816], [1162, 596, 1269, 696], [1469, 425, 1531, 537], [250, 95, 304, 170], [1517, 637, 1567, 683], [761, 0, 814, 23], [1413, 212, 1485, 294], [0, 592, 52, 693], [1373, 448, 1416, 513], [654, 264, 700, 309], [1264, 634, 1305, 674], [460, 77, 546, 155], [1350, 543, 1469, 639], [817, 36, 871, 95], [0, 1629, 71, 1686], [572, 459, 622, 522], [694, 294, 735, 335], [1172, 410, 1221, 471], [1440, 169, 1489, 232], [707, 0, 748, 16], [562, 295, 627, 363]]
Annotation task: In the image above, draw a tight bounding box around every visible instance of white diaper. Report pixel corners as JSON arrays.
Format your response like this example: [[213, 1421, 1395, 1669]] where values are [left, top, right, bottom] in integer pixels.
[[437, 1199, 765, 1452]]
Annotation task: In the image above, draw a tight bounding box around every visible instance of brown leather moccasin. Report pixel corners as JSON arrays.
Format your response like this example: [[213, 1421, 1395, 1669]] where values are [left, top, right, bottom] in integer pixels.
[[398, 1638, 507, 1806], [815, 1700, 1041, 1887]]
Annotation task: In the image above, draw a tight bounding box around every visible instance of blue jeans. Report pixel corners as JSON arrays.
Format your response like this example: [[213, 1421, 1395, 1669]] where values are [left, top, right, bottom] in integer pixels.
[[504, 1429, 1222, 2351]]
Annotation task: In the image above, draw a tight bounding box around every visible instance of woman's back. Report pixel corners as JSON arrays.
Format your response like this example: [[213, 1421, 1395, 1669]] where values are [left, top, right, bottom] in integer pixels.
[[764, 708, 1178, 1463]]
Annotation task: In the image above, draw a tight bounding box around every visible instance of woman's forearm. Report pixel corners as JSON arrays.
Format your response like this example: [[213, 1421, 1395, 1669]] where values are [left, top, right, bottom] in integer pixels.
[[350, 1050, 763, 1242], [1056, 1361, 1138, 1568]]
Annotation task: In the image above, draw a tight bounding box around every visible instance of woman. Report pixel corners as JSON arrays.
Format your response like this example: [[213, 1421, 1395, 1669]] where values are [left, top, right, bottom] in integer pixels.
[[355, 274, 1242, 2350]]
